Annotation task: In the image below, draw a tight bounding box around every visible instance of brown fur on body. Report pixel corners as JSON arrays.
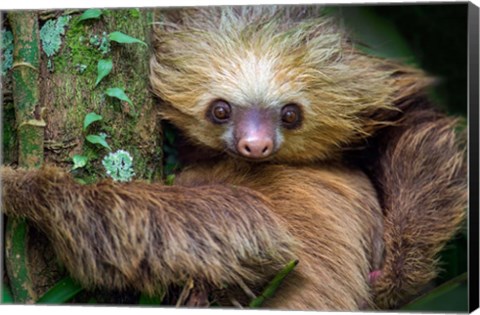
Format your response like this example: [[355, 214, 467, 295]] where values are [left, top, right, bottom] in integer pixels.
[[366, 108, 467, 308], [149, 5, 466, 309], [1, 166, 294, 297], [1, 5, 467, 311], [175, 161, 384, 309], [1, 162, 383, 310]]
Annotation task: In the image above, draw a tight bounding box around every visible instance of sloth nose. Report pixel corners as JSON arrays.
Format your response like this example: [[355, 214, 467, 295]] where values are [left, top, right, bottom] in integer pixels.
[[237, 137, 273, 159]]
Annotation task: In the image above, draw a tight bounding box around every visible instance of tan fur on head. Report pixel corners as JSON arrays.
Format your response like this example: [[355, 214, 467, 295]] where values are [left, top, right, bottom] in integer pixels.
[[150, 6, 430, 162]]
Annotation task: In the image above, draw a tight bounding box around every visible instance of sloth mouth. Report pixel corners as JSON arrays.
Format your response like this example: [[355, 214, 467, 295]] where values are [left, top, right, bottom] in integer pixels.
[[224, 148, 275, 163]]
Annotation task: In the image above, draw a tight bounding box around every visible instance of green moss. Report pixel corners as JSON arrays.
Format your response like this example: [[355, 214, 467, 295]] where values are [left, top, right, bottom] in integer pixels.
[[1, 29, 14, 75], [53, 20, 93, 75], [64, 102, 89, 132], [89, 32, 111, 55], [76, 64, 87, 73], [44, 9, 161, 181], [129, 9, 141, 19], [2, 102, 17, 164]]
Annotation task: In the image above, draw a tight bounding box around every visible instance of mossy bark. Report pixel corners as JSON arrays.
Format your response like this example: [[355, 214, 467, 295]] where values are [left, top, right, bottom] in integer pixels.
[[3, 8, 162, 303], [8, 11, 44, 167], [2, 101, 17, 165], [5, 11, 44, 304], [42, 8, 162, 181]]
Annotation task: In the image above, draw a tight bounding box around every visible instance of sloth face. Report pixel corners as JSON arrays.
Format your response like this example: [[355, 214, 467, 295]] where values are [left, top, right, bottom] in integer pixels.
[[205, 99, 303, 161], [150, 7, 405, 163]]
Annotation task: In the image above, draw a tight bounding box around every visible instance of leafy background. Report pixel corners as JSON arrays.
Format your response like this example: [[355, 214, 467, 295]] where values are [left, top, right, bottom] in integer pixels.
[[328, 4, 469, 311]]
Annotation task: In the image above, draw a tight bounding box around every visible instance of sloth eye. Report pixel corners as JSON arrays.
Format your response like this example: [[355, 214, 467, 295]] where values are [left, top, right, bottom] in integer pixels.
[[208, 100, 231, 124], [281, 104, 302, 129]]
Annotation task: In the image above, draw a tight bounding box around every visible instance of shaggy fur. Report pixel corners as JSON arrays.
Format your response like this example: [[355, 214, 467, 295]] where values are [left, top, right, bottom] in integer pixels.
[[150, 6, 431, 162], [175, 161, 384, 309], [1, 163, 383, 309], [1, 5, 467, 311], [1, 166, 294, 297], [367, 107, 467, 308]]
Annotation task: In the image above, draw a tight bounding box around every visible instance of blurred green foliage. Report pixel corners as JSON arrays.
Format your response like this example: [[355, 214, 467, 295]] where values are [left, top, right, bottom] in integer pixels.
[[36, 277, 84, 304], [327, 4, 468, 311], [329, 4, 468, 116], [402, 273, 468, 312], [373, 5, 468, 117]]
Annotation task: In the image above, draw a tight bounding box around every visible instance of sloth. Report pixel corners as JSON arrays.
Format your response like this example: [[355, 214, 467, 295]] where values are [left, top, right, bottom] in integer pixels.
[[1, 6, 467, 311]]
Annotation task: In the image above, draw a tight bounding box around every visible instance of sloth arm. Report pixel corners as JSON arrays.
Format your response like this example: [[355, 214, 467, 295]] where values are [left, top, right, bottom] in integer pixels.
[[2, 160, 382, 310], [361, 104, 467, 308], [176, 161, 384, 310], [1, 165, 294, 296]]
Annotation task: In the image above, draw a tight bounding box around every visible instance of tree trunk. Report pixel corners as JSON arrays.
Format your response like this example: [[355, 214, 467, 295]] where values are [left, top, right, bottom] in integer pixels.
[[2, 8, 162, 302], [40, 8, 162, 180]]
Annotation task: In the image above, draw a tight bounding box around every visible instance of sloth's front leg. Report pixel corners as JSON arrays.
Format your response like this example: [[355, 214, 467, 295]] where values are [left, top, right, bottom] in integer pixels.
[[1, 166, 295, 297]]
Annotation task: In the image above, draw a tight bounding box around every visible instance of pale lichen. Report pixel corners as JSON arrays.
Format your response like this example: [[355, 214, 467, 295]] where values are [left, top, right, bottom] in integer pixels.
[[1, 29, 14, 76], [40, 15, 72, 70], [102, 149, 135, 182]]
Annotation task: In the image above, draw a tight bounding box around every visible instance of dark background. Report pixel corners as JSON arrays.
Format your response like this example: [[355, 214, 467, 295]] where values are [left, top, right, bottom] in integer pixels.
[[331, 4, 468, 116], [328, 3, 469, 311]]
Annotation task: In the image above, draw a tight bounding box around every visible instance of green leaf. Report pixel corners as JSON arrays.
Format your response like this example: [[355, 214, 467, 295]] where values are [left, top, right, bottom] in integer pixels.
[[74, 178, 87, 185], [2, 281, 13, 303], [72, 154, 88, 170], [165, 174, 176, 186], [83, 112, 103, 131], [95, 59, 113, 87], [78, 9, 103, 22], [249, 260, 298, 308], [138, 291, 165, 305], [108, 31, 147, 47], [86, 134, 111, 150], [326, 7, 414, 62], [105, 87, 133, 106], [164, 127, 176, 145], [36, 276, 84, 304], [401, 273, 468, 312]]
